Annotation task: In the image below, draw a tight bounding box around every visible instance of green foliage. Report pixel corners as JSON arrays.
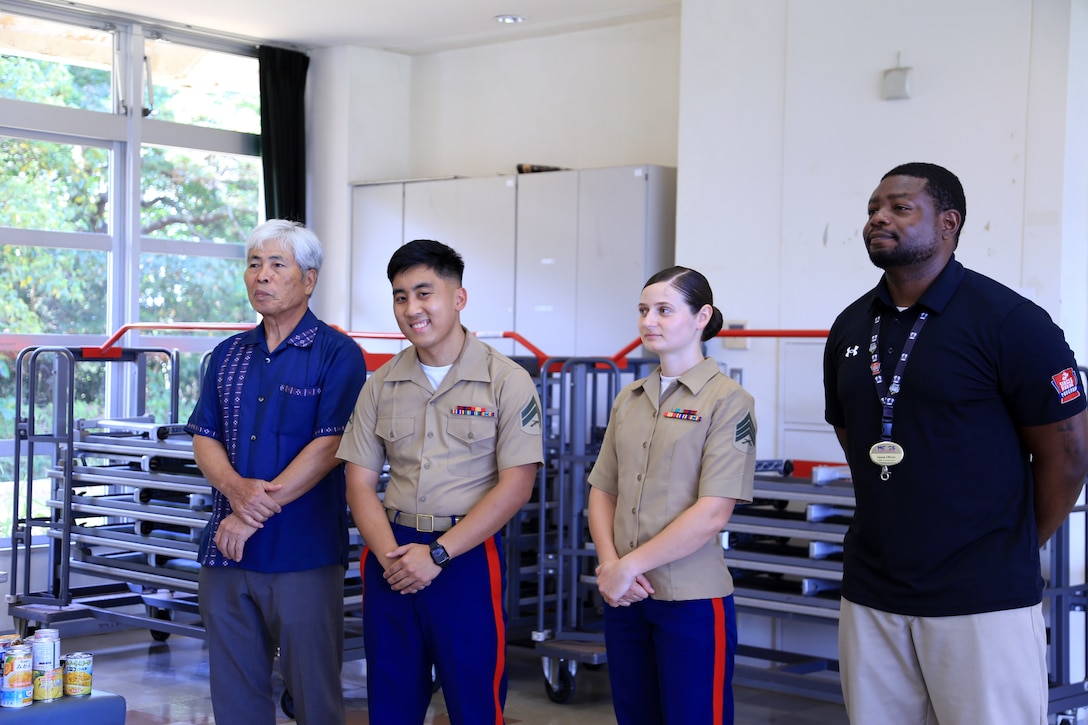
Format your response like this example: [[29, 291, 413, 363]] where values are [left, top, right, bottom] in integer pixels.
[[0, 54, 110, 111], [141, 148, 260, 243]]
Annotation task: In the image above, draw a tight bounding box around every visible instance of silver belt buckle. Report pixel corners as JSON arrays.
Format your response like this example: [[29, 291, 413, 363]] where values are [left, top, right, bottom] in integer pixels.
[[417, 513, 434, 533]]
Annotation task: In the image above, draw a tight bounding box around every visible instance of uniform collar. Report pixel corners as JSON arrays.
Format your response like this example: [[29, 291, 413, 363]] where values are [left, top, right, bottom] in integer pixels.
[[869, 255, 965, 315], [637, 356, 721, 399], [240, 308, 320, 351], [387, 327, 491, 384]]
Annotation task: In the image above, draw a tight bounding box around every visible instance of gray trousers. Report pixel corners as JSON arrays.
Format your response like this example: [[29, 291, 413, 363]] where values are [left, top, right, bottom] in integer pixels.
[[200, 564, 346, 725]]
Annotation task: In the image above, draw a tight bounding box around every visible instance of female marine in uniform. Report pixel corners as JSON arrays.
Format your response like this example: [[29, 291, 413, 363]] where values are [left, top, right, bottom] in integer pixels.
[[587, 266, 757, 725]]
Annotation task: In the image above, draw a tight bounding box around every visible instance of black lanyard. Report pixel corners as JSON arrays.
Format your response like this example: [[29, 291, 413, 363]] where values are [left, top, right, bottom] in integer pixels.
[[869, 309, 929, 442]]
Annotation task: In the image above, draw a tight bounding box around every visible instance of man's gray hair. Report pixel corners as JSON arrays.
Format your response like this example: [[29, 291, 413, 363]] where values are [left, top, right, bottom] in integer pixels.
[[246, 219, 324, 274]]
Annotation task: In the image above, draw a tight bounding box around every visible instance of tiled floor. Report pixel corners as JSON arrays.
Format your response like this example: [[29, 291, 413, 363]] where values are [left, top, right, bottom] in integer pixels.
[[40, 627, 850, 724]]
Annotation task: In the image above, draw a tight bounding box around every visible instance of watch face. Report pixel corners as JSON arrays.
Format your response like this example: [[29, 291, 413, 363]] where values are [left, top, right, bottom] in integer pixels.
[[430, 542, 450, 566]]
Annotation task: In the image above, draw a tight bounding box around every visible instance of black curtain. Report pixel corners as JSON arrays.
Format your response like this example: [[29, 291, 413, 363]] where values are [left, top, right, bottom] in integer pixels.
[[258, 46, 309, 223]]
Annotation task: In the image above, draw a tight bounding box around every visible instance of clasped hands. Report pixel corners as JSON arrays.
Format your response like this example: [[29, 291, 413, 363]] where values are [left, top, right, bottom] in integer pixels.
[[214, 478, 282, 562], [595, 558, 655, 607], [383, 543, 441, 595]]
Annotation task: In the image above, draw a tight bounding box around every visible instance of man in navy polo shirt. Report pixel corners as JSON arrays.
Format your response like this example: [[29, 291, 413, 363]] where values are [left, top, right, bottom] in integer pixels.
[[824, 163, 1088, 724], [187, 219, 366, 724]]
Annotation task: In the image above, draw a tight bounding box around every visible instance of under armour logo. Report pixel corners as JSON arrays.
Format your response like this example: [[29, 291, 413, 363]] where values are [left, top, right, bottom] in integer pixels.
[[845, 346, 859, 357]]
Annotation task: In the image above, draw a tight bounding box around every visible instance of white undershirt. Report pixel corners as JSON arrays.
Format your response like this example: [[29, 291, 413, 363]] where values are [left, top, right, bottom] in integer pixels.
[[420, 362, 453, 390], [660, 374, 680, 403]]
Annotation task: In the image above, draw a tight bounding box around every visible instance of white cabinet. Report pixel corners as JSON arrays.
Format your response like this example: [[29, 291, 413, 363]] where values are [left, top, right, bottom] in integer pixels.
[[351, 165, 675, 361], [513, 170, 580, 358], [350, 181, 406, 356], [516, 164, 676, 357], [350, 176, 517, 355]]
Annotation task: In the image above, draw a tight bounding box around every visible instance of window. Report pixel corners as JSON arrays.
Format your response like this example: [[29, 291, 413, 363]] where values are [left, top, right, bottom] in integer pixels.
[[140, 145, 260, 243], [0, 6, 263, 539], [0, 135, 111, 233], [0, 13, 113, 112], [144, 39, 259, 134]]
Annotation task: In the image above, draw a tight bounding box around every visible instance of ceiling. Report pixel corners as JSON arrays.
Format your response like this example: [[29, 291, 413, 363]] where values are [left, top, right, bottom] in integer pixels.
[[41, 0, 681, 54]]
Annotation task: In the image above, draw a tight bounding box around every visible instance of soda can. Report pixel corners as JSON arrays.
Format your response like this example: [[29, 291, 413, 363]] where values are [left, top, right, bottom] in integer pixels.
[[33, 667, 63, 701], [1, 646, 32, 690], [0, 635, 21, 652], [0, 684, 33, 708], [63, 652, 93, 696]]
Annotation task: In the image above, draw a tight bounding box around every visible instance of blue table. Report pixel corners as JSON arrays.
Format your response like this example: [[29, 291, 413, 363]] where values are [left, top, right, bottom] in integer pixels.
[[0, 689, 126, 723]]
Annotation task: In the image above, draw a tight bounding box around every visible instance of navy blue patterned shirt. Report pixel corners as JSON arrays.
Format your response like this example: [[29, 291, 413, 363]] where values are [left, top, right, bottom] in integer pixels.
[[186, 309, 366, 572]]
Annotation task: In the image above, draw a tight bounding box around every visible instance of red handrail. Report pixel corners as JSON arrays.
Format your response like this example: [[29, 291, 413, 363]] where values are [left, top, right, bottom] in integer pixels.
[[610, 329, 830, 369], [78, 322, 553, 371], [81, 322, 257, 359], [73, 322, 824, 372]]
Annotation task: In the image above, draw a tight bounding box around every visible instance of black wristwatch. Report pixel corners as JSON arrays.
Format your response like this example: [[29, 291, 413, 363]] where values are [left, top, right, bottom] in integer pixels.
[[429, 540, 451, 568]]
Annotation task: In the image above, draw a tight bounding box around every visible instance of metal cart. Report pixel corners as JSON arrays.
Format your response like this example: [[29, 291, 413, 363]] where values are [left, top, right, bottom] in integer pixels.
[[531, 357, 628, 703]]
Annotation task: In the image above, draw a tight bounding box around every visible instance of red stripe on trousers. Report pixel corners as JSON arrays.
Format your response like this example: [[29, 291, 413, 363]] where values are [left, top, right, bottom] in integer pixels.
[[712, 597, 726, 723], [485, 537, 505, 725], [359, 546, 370, 616]]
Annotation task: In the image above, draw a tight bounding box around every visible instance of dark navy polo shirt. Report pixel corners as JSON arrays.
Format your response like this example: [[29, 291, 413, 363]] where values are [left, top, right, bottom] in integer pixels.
[[824, 256, 1085, 616], [187, 308, 367, 573]]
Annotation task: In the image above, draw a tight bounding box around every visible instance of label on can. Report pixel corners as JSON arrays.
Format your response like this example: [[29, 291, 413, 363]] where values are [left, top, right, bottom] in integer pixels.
[[1, 646, 32, 689], [64, 652, 93, 696], [0, 635, 21, 652], [32, 636, 60, 673], [33, 667, 63, 701], [0, 685, 33, 708]]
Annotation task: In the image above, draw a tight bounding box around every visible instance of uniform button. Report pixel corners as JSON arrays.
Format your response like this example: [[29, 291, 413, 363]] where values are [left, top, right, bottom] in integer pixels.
[[424, 462, 431, 470], [250, 435, 257, 441], [642, 442, 648, 448], [429, 401, 435, 406], [468, 433, 474, 440], [420, 495, 427, 502], [258, 397, 265, 403], [629, 541, 635, 548], [427, 432, 434, 438], [631, 508, 636, 514], [636, 474, 642, 481], [265, 357, 271, 363]]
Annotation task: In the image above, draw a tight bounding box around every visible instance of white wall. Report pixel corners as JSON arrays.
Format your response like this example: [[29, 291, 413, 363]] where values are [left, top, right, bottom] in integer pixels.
[[406, 18, 681, 178], [308, 45, 412, 328]]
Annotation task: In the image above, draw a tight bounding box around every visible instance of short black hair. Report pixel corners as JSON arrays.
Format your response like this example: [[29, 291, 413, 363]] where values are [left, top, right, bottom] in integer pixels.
[[882, 162, 967, 241], [387, 239, 465, 284]]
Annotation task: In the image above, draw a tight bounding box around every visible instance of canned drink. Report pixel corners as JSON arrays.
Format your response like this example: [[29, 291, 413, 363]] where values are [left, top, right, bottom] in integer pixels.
[[1, 646, 32, 689], [0, 635, 21, 652], [33, 667, 63, 701], [63, 652, 93, 696], [33, 629, 60, 641], [0, 685, 33, 708]]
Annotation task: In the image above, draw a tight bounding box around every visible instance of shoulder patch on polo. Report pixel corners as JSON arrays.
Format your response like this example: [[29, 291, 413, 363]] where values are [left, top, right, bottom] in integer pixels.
[[520, 398, 542, 434], [1052, 368, 1082, 404], [733, 411, 756, 452]]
